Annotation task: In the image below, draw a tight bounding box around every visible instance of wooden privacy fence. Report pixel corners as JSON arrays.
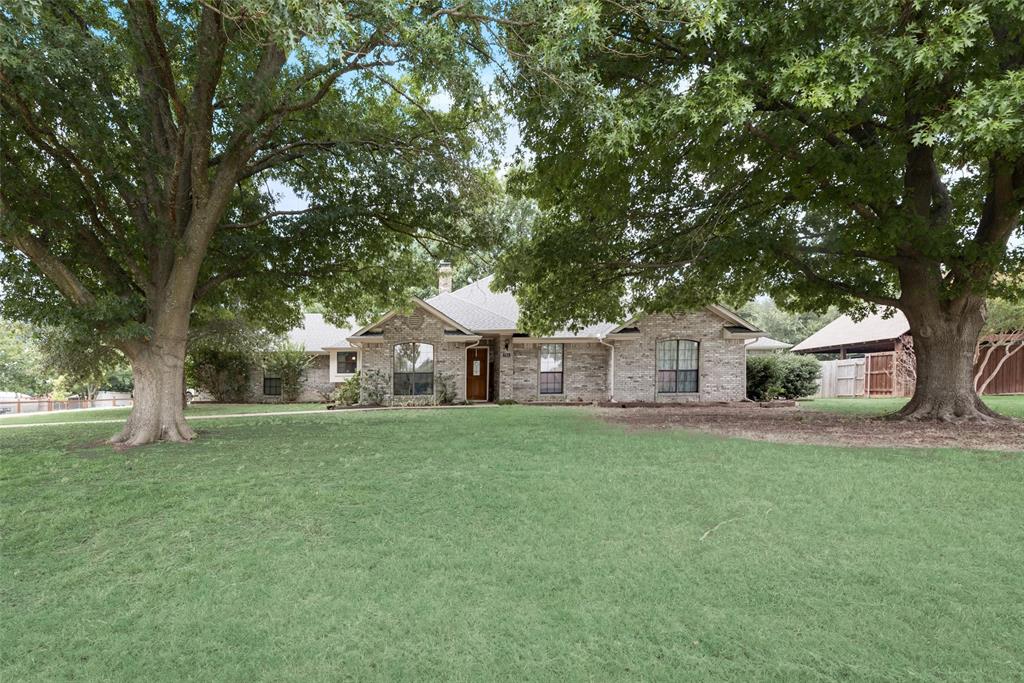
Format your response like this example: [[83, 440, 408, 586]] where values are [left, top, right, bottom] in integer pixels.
[[814, 345, 1022, 398], [816, 358, 866, 398], [817, 353, 913, 398], [975, 343, 1024, 395], [864, 351, 916, 397]]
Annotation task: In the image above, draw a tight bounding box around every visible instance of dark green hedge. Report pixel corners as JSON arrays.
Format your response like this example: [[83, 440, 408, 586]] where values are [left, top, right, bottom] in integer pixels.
[[746, 354, 820, 401]]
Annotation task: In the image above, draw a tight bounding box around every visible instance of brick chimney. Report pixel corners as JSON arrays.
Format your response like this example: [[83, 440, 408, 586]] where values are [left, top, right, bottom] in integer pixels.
[[438, 261, 453, 294]]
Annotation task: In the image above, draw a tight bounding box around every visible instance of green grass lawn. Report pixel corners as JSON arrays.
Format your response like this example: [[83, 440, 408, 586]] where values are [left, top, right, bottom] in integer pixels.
[[2, 407, 1022, 681], [802, 394, 1024, 418], [0, 401, 325, 426]]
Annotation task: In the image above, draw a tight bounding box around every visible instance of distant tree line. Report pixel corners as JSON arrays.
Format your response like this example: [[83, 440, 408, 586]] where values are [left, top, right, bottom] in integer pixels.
[[739, 300, 841, 346], [0, 320, 132, 397]]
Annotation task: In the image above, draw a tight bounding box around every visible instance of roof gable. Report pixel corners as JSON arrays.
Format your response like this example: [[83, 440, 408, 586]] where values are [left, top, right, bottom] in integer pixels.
[[349, 298, 477, 339], [607, 305, 761, 336]]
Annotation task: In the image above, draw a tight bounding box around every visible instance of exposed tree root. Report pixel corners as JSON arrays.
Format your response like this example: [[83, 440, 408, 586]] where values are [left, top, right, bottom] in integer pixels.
[[109, 415, 196, 447], [889, 394, 1007, 423]]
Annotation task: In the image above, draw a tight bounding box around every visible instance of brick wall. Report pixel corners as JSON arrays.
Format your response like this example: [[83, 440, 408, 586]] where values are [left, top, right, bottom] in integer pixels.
[[612, 312, 746, 402], [357, 308, 471, 405], [248, 353, 332, 403], [239, 309, 746, 405], [496, 335, 514, 401], [510, 342, 609, 403]]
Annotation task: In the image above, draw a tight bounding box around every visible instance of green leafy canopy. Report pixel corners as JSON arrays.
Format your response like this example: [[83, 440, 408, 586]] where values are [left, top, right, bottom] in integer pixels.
[[494, 0, 1024, 333], [0, 0, 502, 345]]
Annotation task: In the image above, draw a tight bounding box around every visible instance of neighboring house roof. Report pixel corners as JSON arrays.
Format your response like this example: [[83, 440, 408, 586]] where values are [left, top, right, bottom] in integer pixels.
[[744, 336, 793, 352], [287, 313, 359, 352], [0, 391, 33, 400], [791, 310, 910, 353]]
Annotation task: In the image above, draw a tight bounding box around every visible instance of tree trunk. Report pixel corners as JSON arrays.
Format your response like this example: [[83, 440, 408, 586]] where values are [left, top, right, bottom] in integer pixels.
[[112, 330, 195, 446], [895, 293, 1001, 422]]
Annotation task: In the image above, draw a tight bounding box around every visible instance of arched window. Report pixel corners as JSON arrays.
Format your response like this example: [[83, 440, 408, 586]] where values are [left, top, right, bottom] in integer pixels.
[[393, 343, 434, 396], [656, 340, 699, 393]]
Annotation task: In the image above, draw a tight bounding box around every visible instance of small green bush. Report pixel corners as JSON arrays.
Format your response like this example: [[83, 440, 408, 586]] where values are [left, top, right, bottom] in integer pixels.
[[188, 347, 253, 402], [435, 372, 457, 404], [361, 369, 388, 406], [747, 353, 820, 401], [777, 354, 820, 399], [746, 355, 785, 401], [264, 342, 312, 402], [333, 372, 361, 406]]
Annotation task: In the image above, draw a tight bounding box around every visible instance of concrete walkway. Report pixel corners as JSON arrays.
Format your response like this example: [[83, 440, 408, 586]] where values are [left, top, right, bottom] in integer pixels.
[[0, 403, 498, 429]]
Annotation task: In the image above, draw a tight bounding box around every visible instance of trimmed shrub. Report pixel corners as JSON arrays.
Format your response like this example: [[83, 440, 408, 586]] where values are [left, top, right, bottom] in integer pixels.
[[746, 353, 821, 401], [777, 354, 820, 399], [746, 355, 785, 401], [333, 372, 361, 406], [361, 369, 388, 406], [435, 372, 458, 404], [188, 347, 253, 402]]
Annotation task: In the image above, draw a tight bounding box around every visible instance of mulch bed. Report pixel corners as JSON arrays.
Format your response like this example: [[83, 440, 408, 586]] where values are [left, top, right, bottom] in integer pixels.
[[596, 404, 1024, 452]]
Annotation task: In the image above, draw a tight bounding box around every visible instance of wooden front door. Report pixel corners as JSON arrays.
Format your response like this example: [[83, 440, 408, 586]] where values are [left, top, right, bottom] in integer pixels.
[[466, 347, 489, 401]]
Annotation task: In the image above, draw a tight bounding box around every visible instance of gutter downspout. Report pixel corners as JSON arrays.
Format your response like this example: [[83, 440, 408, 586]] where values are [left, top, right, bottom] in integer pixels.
[[598, 336, 614, 402]]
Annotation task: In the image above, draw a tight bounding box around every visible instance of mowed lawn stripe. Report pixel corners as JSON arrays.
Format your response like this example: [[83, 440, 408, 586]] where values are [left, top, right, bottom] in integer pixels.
[[2, 407, 1021, 681]]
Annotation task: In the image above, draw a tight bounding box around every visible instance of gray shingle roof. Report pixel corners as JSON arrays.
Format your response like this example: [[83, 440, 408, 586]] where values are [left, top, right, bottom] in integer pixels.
[[791, 310, 909, 352], [286, 313, 359, 352], [425, 275, 518, 330], [341, 275, 759, 341], [424, 275, 620, 338]]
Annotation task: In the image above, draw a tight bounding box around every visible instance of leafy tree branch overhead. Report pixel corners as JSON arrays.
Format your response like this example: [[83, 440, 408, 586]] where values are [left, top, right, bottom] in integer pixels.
[[494, 0, 1024, 421], [0, 0, 501, 444]]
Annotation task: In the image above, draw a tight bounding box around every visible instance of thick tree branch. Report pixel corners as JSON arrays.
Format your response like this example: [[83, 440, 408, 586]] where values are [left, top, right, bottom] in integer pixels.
[[128, 0, 187, 123], [0, 221, 97, 307], [975, 154, 1023, 249], [186, 3, 229, 212]]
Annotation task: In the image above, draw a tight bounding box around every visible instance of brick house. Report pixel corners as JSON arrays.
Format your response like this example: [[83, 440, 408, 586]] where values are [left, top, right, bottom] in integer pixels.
[[254, 264, 762, 404], [246, 313, 362, 403]]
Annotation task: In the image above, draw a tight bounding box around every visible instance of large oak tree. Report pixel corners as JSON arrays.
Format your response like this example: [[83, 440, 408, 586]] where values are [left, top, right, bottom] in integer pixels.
[[496, 0, 1023, 420], [1, 1, 498, 444]]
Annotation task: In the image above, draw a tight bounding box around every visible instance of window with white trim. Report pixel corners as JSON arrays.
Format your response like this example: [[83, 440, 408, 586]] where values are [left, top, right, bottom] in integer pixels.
[[656, 339, 699, 393], [336, 351, 357, 374], [539, 344, 563, 394], [393, 343, 433, 396]]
